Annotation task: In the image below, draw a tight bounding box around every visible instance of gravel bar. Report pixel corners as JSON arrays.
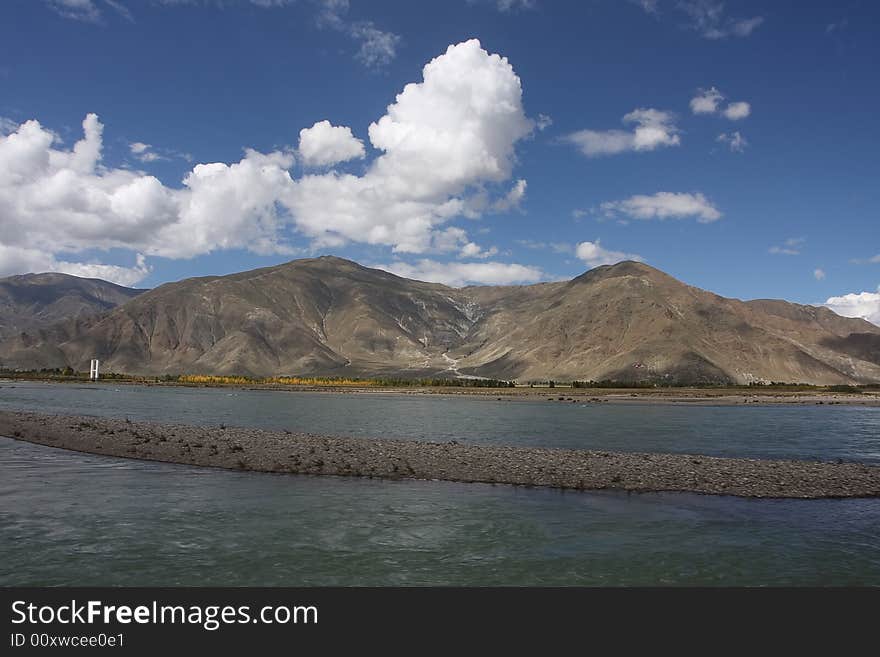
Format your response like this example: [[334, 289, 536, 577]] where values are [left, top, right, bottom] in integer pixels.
[[2, 410, 879, 499]]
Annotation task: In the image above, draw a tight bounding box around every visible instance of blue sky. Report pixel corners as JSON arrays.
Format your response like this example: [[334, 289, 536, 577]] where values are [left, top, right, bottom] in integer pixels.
[[1, 0, 878, 321]]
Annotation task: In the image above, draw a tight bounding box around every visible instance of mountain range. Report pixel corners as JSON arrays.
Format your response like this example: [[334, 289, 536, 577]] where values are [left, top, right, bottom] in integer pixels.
[[1, 256, 879, 384], [0, 273, 145, 341]]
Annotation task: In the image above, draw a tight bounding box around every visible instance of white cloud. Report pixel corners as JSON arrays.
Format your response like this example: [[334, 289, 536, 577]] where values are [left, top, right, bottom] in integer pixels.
[[563, 108, 680, 157], [690, 87, 724, 115], [491, 0, 535, 11], [722, 101, 751, 120], [599, 192, 721, 223], [536, 114, 553, 131], [826, 18, 849, 35], [375, 259, 544, 287], [729, 17, 764, 38], [459, 242, 498, 259], [678, 1, 764, 39], [286, 39, 533, 252], [46, 0, 102, 22], [575, 240, 643, 268], [690, 87, 751, 121], [348, 22, 400, 68], [0, 244, 150, 287], [0, 117, 20, 136], [517, 240, 573, 254], [632, 0, 659, 15], [0, 113, 302, 268], [492, 179, 527, 211], [48, 2, 396, 67], [824, 288, 880, 326], [317, 0, 400, 68], [716, 131, 748, 152], [297, 120, 365, 167], [129, 140, 191, 163], [769, 237, 804, 256], [0, 40, 534, 282], [44, 0, 143, 22], [814, 268, 826, 281], [129, 142, 163, 163]]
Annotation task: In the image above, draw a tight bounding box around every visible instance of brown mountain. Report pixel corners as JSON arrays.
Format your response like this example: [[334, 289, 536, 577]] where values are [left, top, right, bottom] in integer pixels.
[[2, 256, 879, 384], [0, 272, 145, 341]]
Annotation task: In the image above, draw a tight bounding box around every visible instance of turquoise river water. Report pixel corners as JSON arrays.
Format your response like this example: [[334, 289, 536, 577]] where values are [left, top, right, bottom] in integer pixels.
[[1, 381, 878, 585]]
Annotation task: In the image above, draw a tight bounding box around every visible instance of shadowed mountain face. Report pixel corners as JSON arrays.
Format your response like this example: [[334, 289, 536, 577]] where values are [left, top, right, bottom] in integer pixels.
[[0, 273, 145, 341], [2, 257, 879, 384]]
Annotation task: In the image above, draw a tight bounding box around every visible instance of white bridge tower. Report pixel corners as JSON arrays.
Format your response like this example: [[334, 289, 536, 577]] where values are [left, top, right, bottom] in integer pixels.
[[89, 359, 100, 380]]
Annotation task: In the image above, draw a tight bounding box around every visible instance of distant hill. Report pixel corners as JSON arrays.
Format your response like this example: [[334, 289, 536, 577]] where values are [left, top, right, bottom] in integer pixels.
[[2, 257, 879, 385], [0, 272, 145, 341]]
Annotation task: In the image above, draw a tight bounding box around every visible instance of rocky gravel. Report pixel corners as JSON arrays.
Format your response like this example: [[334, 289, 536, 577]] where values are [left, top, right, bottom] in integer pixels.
[[1, 410, 879, 499]]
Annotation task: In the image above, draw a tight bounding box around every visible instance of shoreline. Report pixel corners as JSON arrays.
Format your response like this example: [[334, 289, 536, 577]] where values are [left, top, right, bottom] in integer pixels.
[[2, 410, 879, 499], [3, 377, 880, 406]]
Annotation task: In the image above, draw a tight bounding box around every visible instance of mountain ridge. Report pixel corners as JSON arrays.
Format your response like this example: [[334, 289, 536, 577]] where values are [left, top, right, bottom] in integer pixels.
[[0, 272, 146, 341], [2, 257, 879, 385]]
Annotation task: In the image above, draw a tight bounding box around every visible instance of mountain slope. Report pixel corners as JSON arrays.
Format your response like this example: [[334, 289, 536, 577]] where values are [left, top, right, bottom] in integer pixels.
[[0, 273, 145, 340], [2, 257, 879, 384]]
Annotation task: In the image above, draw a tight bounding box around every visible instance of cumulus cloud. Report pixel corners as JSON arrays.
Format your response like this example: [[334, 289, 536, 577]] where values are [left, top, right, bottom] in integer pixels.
[[563, 108, 680, 157], [536, 114, 553, 131], [814, 268, 826, 281], [716, 131, 747, 152], [599, 192, 721, 223], [722, 101, 751, 120], [690, 87, 751, 121], [297, 120, 365, 167], [0, 113, 300, 275], [690, 87, 724, 115], [459, 242, 499, 259], [375, 259, 544, 287], [286, 40, 533, 252], [824, 288, 880, 326], [769, 237, 804, 256], [575, 240, 643, 268], [0, 40, 534, 283]]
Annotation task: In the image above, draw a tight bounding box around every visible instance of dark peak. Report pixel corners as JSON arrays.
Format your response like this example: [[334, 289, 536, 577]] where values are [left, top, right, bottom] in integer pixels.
[[3, 272, 80, 284], [0, 271, 144, 292], [601, 260, 659, 275], [281, 255, 365, 271], [570, 260, 673, 285]]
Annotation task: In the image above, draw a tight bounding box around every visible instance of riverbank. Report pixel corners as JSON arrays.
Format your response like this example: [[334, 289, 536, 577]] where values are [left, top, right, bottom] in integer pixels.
[[3, 377, 879, 406], [2, 410, 879, 499]]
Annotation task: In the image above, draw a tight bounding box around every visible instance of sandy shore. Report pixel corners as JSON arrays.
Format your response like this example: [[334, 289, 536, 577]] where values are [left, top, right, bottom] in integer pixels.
[[2, 410, 879, 499]]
